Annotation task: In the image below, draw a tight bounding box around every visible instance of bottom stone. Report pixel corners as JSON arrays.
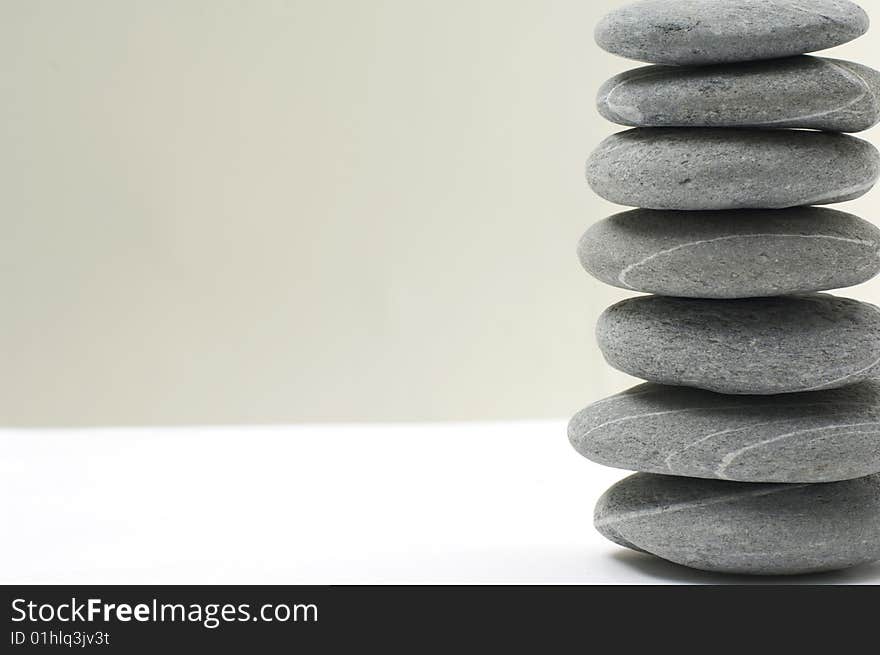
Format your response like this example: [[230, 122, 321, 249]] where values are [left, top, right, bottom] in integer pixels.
[[595, 473, 880, 575]]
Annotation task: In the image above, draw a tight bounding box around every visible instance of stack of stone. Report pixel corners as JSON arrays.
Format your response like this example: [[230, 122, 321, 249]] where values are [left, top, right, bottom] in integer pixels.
[[570, 0, 880, 575]]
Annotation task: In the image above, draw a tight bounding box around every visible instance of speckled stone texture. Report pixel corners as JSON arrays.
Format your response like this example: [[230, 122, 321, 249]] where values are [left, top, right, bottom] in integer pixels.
[[586, 128, 880, 210], [597, 56, 880, 133], [578, 207, 880, 298], [596, 294, 880, 395], [582, 0, 880, 576], [595, 0, 869, 66], [595, 472, 880, 575], [570, 381, 880, 483]]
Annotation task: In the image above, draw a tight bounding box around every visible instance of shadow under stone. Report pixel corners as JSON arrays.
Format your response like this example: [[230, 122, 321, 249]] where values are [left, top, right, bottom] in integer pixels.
[[611, 549, 880, 585]]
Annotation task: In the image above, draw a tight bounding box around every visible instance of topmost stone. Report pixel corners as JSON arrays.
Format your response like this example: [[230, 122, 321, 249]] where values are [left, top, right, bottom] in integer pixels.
[[596, 0, 869, 66]]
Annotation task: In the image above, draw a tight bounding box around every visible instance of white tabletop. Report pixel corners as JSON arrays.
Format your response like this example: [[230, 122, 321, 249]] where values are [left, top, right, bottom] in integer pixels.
[[3, 421, 879, 585]]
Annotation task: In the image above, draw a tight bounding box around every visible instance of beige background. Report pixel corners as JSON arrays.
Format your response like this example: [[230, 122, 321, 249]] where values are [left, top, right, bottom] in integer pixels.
[[3, 0, 880, 426]]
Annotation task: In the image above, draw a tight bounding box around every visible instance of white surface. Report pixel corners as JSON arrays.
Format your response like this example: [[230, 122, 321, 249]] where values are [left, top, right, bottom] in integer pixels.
[[3, 421, 880, 585]]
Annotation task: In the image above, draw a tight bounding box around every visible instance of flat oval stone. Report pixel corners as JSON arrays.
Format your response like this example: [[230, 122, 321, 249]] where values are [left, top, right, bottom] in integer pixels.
[[578, 207, 880, 298], [596, 294, 880, 394], [595, 0, 869, 66], [597, 56, 880, 133], [570, 382, 880, 483], [586, 128, 880, 210], [595, 472, 880, 574]]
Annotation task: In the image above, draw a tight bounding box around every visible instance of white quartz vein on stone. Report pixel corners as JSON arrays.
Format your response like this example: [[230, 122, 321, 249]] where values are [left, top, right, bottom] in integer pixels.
[[798, 177, 878, 206], [578, 400, 880, 440], [604, 59, 874, 128], [797, 302, 880, 392], [602, 68, 675, 123], [714, 422, 880, 479], [662, 418, 807, 471], [617, 233, 877, 288], [594, 484, 813, 529], [746, 59, 871, 125]]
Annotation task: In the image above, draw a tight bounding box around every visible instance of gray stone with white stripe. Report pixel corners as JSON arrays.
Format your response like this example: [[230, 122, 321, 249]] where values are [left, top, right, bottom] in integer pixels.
[[570, 381, 880, 483], [595, 472, 880, 574], [597, 56, 880, 133], [578, 207, 880, 299]]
